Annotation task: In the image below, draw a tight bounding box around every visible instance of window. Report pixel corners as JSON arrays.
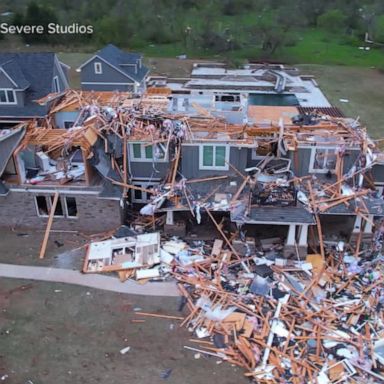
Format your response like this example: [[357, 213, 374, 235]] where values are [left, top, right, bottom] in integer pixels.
[[51, 195, 64, 217], [53, 76, 60, 93], [309, 147, 337, 173], [34, 195, 78, 219], [35, 196, 49, 216], [199, 145, 229, 170], [64, 121, 74, 129], [129, 143, 166, 162], [94, 62, 102, 74], [131, 183, 155, 203], [0, 89, 16, 105], [65, 197, 78, 217]]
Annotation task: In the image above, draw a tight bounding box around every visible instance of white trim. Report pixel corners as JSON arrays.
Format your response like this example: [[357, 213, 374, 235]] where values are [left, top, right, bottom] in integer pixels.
[[129, 142, 168, 163], [132, 177, 162, 181], [10, 188, 100, 195], [81, 81, 133, 85], [55, 55, 69, 89], [77, 55, 137, 82], [34, 194, 78, 219], [199, 144, 229, 171], [0, 89, 17, 105], [53, 76, 60, 93], [0, 67, 18, 87], [94, 62, 102, 74], [59, 61, 71, 70], [34, 195, 48, 217], [63, 196, 78, 219], [308, 146, 337, 174], [131, 181, 158, 203]]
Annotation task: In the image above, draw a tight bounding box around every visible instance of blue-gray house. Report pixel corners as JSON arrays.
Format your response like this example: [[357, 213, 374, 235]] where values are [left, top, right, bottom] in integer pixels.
[[0, 52, 69, 127], [77, 44, 149, 94]]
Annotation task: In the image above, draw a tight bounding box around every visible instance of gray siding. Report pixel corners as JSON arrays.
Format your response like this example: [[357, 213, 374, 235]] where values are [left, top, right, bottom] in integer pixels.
[[288, 147, 360, 177], [129, 161, 169, 179], [80, 57, 134, 91], [54, 111, 79, 128], [371, 164, 384, 183], [288, 148, 312, 177], [52, 63, 68, 92], [14, 90, 25, 107], [0, 191, 121, 233], [82, 83, 134, 92], [181, 145, 248, 179]]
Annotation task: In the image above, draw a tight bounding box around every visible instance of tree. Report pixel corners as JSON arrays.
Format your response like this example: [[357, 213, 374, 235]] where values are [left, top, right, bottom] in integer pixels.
[[317, 9, 347, 34], [374, 14, 384, 43], [18, 1, 59, 44], [249, 8, 299, 55]]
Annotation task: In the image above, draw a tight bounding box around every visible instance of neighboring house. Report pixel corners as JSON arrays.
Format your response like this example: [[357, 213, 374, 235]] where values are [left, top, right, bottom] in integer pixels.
[[0, 52, 69, 128], [77, 44, 149, 94]]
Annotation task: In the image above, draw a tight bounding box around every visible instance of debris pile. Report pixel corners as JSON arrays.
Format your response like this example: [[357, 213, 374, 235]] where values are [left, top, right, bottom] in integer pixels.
[[172, 239, 384, 382]]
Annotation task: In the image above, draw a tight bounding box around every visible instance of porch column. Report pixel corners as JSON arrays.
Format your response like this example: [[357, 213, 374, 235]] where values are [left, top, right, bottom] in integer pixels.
[[364, 214, 374, 234], [286, 224, 296, 246], [166, 210, 174, 225], [298, 224, 309, 246], [353, 216, 362, 233]]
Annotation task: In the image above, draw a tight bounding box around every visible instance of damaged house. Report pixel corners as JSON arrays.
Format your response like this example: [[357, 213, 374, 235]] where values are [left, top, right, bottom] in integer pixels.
[[0, 65, 384, 256]]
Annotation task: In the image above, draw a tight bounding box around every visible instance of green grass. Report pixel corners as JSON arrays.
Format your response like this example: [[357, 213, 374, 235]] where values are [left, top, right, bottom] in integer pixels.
[[297, 64, 384, 138], [279, 29, 384, 68], [131, 28, 384, 69]]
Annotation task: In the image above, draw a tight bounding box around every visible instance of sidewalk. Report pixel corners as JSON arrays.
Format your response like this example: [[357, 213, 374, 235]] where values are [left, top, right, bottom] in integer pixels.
[[0, 263, 180, 297]]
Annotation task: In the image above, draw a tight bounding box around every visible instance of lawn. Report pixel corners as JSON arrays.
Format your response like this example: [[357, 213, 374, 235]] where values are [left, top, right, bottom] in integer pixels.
[[297, 64, 384, 138], [279, 29, 384, 68]]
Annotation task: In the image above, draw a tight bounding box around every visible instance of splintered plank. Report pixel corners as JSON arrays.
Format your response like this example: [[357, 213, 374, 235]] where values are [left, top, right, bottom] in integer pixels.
[[39, 191, 59, 259]]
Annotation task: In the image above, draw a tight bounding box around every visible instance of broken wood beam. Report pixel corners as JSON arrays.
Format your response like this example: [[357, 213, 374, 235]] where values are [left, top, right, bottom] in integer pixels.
[[39, 191, 59, 259]]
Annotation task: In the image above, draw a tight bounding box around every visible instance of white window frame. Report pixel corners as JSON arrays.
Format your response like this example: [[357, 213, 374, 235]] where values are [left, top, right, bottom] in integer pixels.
[[199, 144, 229, 171], [63, 196, 78, 219], [131, 182, 158, 203], [53, 76, 60, 93], [34, 195, 78, 219], [309, 147, 337, 174], [0, 88, 17, 105], [129, 143, 167, 163], [94, 62, 103, 74]]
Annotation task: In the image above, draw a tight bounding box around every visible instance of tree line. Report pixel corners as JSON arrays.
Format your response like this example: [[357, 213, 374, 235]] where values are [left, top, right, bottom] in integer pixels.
[[4, 0, 384, 54]]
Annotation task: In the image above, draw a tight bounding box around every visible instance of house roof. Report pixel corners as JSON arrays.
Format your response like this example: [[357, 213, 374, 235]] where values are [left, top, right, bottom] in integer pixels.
[[81, 44, 149, 83], [1, 59, 30, 89], [0, 126, 25, 177], [0, 52, 66, 118]]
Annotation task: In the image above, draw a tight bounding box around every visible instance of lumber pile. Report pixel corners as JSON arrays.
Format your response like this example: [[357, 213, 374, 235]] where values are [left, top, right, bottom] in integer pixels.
[[171, 241, 384, 382]]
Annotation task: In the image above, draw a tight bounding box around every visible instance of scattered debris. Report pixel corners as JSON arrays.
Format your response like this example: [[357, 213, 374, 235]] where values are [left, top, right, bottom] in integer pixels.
[[119, 346, 131, 355]]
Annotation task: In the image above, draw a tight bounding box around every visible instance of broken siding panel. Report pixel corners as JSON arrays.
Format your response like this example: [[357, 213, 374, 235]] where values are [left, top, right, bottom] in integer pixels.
[[181, 145, 247, 179]]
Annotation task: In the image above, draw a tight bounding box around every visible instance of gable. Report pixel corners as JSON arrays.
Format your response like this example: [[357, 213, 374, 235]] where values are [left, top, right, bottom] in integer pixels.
[[80, 56, 135, 84]]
